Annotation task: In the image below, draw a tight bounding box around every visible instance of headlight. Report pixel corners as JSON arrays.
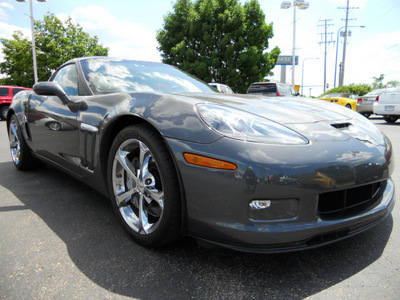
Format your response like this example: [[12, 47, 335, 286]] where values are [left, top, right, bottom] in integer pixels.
[[196, 104, 308, 145]]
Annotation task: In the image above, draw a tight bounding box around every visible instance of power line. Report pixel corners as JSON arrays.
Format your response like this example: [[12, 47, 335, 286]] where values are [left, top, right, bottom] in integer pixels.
[[318, 19, 334, 92], [338, 0, 359, 86]]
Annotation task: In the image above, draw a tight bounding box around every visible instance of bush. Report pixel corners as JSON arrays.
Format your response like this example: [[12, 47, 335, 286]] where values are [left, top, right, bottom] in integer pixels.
[[319, 84, 373, 97]]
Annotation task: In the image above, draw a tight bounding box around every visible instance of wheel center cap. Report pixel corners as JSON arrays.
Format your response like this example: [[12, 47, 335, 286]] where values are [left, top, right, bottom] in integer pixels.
[[138, 183, 145, 193]]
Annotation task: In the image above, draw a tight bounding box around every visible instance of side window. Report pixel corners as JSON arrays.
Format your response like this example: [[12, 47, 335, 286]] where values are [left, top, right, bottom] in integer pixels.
[[12, 88, 24, 96], [52, 64, 79, 96], [0, 87, 9, 96]]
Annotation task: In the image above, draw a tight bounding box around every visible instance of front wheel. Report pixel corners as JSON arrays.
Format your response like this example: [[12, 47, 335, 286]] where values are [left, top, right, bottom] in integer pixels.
[[108, 124, 181, 247], [8, 114, 36, 170], [345, 104, 352, 109]]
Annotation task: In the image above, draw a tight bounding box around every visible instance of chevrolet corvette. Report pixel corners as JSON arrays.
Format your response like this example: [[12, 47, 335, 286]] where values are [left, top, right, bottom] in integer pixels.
[[7, 57, 395, 252]]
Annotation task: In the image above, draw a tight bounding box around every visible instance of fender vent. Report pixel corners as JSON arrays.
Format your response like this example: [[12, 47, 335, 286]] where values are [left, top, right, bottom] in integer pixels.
[[331, 122, 351, 129]]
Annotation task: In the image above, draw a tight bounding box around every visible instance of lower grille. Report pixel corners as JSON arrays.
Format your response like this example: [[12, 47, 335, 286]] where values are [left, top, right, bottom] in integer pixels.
[[318, 181, 384, 220]]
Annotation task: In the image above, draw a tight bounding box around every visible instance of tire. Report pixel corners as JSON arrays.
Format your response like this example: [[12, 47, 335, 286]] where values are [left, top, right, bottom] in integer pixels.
[[107, 123, 181, 247], [0, 105, 9, 121], [383, 116, 398, 124], [8, 114, 36, 170], [345, 104, 351, 109], [362, 113, 371, 118]]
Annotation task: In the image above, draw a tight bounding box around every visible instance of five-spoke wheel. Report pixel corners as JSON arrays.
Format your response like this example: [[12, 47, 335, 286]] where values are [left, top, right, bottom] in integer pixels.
[[108, 124, 181, 246], [8, 114, 36, 170]]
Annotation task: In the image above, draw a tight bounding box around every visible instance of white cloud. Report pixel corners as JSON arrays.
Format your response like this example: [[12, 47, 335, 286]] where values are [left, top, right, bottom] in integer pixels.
[[346, 31, 400, 83], [0, 21, 31, 63], [57, 5, 161, 62], [0, 1, 15, 21], [0, 2, 14, 9]]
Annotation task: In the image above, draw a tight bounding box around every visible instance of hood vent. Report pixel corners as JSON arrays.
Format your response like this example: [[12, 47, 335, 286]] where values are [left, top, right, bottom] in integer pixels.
[[331, 122, 351, 129]]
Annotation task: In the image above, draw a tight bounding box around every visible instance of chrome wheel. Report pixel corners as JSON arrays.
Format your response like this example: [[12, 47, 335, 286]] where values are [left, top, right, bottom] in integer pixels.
[[112, 138, 164, 235], [9, 117, 21, 165]]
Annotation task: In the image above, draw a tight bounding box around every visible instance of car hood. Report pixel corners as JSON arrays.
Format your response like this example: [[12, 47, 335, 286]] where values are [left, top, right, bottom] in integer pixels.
[[170, 92, 387, 149], [178, 93, 357, 125]]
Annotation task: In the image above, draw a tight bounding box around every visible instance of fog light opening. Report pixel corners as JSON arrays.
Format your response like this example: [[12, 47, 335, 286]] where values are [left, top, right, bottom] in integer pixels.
[[249, 200, 271, 210], [249, 199, 298, 221]]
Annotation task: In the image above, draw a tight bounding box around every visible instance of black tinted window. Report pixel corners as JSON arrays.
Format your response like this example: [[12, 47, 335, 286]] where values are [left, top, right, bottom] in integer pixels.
[[247, 84, 277, 94], [0, 87, 9, 96], [12, 88, 24, 96], [53, 64, 79, 96]]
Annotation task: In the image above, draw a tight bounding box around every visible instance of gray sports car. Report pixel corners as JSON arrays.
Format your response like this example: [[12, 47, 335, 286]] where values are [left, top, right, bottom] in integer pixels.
[[7, 57, 395, 253]]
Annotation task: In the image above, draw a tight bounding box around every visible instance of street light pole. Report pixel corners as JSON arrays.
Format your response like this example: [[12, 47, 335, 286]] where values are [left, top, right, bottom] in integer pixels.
[[16, 0, 46, 85], [29, 0, 38, 84], [301, 57, 319, 95], [339, 0, 350, 87], [291, 4, 296, 87], [334, 25, 364, 88], [281, 1, 309, 88]]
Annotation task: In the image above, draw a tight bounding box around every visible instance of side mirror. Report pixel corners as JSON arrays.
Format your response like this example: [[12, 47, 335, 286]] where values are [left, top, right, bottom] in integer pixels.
[[33, 82, 71, 105]]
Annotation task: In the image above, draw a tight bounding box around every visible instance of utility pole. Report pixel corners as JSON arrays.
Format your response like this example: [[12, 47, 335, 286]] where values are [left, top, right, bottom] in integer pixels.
[[318, 19, 334, 92], [338, 0, 358, 86]]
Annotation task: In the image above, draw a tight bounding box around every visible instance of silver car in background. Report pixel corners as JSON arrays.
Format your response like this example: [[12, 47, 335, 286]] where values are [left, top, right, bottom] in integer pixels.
[[357, 88, 398, 118], [208, 83, 234, 94]]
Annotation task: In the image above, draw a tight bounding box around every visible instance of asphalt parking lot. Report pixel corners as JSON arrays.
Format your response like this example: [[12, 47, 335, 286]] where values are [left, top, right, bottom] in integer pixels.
[[0, 117, 399, 300]]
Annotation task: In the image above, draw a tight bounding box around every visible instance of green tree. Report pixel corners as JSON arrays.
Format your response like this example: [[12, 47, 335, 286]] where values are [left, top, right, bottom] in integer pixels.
[[0, 13, 108, 87], [386, 80, 400, 88], [156, 0, 280, 93], [372, 74, 385, 89], [0, 31, 34, 87]]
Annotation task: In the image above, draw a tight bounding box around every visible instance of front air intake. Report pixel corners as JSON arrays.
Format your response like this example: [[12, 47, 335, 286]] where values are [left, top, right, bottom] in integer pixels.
[[318, 181, 384, 220]]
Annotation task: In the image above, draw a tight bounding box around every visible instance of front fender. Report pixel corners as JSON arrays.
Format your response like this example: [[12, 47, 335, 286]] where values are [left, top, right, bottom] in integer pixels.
[[7, 90, 34, 132]]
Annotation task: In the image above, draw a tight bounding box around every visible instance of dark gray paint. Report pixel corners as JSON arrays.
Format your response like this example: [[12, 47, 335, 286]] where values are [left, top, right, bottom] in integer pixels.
[[7, 57, 396, 252]]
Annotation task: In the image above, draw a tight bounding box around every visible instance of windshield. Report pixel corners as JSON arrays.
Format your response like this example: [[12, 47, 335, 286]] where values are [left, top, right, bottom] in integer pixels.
[[247, 83, 277, 94], [80, 58, 215, 94]]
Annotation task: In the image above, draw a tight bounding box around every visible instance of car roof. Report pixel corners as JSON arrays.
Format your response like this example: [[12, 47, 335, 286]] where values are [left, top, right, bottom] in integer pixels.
[[61, 56, 164, 68], [0, 85, 32, 89]]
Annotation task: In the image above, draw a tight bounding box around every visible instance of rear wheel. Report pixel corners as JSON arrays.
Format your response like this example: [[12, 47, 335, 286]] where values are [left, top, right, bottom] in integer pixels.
[[8, 114, 36, 170], [0, 105, 9, 120], [383, 115, 398, 124], [108, 124, 181, 247]]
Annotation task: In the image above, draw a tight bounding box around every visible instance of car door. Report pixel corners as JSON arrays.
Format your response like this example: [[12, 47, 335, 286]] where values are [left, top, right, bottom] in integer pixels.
[[26, 64, 82, 175]]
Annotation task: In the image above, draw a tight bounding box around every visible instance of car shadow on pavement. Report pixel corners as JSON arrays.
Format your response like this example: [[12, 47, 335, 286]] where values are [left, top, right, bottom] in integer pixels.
[[0, 161, 393, 299]]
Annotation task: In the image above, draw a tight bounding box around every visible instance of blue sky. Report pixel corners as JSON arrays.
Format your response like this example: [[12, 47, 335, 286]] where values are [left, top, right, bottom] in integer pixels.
[[0, 0, 399, 96]]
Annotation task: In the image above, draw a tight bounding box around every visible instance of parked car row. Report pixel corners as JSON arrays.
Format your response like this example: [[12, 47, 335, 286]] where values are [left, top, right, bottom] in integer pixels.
[[208, 81, 300, 97], [316, 88, 400, 123]]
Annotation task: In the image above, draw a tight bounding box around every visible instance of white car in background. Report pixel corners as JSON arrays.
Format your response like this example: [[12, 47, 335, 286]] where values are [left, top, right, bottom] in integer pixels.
[[208, 83, 234, 94], [373, 88, 400, 123]]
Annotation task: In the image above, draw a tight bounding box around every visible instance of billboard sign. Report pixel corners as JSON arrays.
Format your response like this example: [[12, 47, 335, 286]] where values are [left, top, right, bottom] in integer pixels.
[[277, 55, 299, 65]]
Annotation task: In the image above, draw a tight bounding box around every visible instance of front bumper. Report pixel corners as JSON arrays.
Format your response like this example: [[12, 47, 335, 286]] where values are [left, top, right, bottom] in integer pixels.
[[166, 129, 395, 253], [198, 178, 395, 253]]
